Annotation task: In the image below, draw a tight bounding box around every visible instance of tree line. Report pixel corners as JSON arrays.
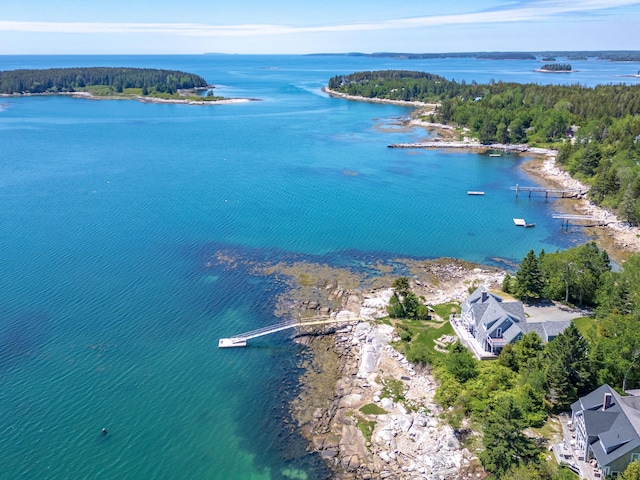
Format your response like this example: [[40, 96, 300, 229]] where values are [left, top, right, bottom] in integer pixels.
[[0, 67, 208, 95], [503, 244, 640, 393], [328, 70, 640, 224]]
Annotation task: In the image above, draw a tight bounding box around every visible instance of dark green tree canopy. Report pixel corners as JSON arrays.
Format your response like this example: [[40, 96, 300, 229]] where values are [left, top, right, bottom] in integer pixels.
[[0, 67, 208, 95]]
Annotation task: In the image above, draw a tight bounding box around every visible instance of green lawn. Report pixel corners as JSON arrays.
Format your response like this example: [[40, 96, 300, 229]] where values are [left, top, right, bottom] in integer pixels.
[[431, 302, 460, 321], [572, 316, 597, 337]]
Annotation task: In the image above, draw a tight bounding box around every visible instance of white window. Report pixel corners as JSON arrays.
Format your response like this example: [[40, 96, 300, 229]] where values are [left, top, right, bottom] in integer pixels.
[[632, 452, 640, 462]]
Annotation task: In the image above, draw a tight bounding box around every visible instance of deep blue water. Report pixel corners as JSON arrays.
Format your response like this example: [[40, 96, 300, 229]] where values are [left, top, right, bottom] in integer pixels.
[[1, 54, 639, 480]]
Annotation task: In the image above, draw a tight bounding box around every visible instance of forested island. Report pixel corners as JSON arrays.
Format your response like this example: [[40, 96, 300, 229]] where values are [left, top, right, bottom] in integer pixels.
[[0, 67, 229, 102], [328, 70, 640, 224], [539, 63, 573, 72]]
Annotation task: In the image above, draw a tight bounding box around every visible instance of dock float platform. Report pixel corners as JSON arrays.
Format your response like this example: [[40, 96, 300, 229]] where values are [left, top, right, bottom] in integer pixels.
[[513, 218, 535, 227]]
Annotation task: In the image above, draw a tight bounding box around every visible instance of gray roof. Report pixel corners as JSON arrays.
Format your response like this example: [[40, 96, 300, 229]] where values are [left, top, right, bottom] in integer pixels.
[[502, 323, 524, 343], [465, 286, 502, 308], [464, 286, 569, 348], [543, 321, 571, 338], [520, 322, 546, 339], [571, 384, 640, 467]]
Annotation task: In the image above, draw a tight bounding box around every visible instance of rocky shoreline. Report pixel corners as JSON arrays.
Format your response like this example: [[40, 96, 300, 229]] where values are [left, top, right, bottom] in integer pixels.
[[285, 88, 640, 478], [286, 261, 503, 479], [1, 88, 257, 105], [295, 321, 480, 480]]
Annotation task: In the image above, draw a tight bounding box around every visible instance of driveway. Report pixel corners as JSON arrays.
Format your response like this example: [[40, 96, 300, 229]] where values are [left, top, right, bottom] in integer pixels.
[[523, 300, 591, 323]]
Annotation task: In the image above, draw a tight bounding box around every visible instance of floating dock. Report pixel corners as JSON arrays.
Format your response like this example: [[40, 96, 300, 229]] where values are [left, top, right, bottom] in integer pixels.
[[467, 191, 485, 195], [513, 218, 535, 227]]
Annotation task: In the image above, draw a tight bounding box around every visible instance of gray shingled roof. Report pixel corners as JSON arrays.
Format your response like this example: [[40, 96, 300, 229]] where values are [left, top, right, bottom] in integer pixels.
[[464, 286, 569, 348], [466, 285, 502, 307], [502, 323, 524, 343], [544, 321, 571, 339], [521, 322, 546, 339], [571, 384, 640, 468]]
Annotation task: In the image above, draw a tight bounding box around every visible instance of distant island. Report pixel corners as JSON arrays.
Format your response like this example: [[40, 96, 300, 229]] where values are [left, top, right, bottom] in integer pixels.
[[310, 50, 640, 62], [538, 63, 573, 72], [0, 67, 249, 104]]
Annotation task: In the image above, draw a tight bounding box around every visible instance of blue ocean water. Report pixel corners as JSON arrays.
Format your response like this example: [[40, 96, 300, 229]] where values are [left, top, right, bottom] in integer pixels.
[[0, 54, 639, 479]]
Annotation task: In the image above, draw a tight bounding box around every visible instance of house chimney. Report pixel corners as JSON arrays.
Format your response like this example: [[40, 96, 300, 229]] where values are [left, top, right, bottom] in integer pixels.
[[481, 291, 488, 302], [603, 392, 613, 410]]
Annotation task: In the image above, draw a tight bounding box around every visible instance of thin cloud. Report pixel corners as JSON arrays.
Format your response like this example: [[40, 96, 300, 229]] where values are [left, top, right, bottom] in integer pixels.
[[1, 0, 638, 37]]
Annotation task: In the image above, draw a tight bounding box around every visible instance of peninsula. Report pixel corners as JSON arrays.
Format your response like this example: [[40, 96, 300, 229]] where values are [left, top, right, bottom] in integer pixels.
[[0, 67, 253, 104]]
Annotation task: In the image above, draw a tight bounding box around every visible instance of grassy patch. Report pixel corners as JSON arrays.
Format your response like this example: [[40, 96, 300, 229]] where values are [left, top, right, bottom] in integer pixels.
[[359, 403, 388, 415], [393, 317, 455, 364], [411, 321, 454, 349], [431, 302, 460, 320], [381, 377, 405, 402], [84, 85, 115, 96], [356, 419, 376, 444], [572, 316, 596, 338], [530, 416, 562, 444]]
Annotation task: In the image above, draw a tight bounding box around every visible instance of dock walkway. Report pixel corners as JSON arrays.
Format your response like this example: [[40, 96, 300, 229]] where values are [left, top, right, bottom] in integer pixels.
[[218, 313, 361, 348], [510, 185, 587, 199], [552, 213, 610, 227]]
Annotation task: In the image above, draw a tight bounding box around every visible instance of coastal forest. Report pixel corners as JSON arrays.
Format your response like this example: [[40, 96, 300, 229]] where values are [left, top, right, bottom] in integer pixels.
[[0, 67, 208, 95], [393, 244, 640, 479], [328, 70, 640, 224]]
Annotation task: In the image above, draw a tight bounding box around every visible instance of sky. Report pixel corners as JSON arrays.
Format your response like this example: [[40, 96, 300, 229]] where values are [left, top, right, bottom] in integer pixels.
[[1, 0, 640, 55]]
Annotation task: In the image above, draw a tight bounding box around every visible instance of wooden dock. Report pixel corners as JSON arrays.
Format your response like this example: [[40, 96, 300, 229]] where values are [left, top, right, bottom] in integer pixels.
[[511, 184, 587, 199], [552, 213, 609, 227], [218, 313, 361, 348]]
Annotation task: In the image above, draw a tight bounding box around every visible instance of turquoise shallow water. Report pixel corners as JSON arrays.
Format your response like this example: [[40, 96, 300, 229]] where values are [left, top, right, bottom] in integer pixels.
[[1, 54, 639, 479]]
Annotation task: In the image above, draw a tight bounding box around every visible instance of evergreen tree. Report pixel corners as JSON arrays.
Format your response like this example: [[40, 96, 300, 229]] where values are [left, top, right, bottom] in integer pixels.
[[392, 277, 410, 297], [512, 331, 544, 373], [545, 323, 594, 410], [479, 394, 538, 477], [502, 272, 513, 294], [515, 250, 544, 303], [446, 342, 478, 383]]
